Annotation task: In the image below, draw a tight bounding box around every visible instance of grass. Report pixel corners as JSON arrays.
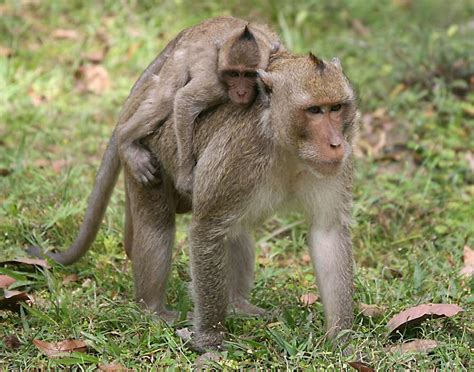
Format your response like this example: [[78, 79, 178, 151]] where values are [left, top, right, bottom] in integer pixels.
[[1, 0, 473, 369]]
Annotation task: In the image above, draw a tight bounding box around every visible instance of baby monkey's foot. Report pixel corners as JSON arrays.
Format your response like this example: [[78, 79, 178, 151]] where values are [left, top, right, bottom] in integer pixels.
[[176, 171, 194, 195], [126, 148, 160, 185]]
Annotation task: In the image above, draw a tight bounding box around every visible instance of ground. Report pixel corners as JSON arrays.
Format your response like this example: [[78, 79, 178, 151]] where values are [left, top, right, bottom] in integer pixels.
[[1, 0, 473, 369]]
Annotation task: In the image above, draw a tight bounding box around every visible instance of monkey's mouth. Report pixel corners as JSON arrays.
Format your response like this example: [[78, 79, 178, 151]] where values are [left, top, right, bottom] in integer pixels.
[[306, 159, 343, 176]]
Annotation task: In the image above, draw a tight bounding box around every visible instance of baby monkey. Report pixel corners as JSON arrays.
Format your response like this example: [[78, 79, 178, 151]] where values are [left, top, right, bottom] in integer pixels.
[[117, 17, 281, 193]]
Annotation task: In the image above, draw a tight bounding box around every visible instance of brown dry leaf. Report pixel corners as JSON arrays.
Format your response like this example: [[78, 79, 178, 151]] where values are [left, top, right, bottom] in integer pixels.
[[0, 257, 49, 269], [62, 274, 79, 284], [359, 303, 386, 317], [387, 303, 464, 334], [52, 159, 69, 173], [460, 245, 474, 277], [0, 168, 11, 176], [33, 339, 87, 358], [0, 290, 32, 311], [351, 19, 370, 37], [4, 335, 21, 350], [348, 361, 375, 372], [300, 293, 319, 306], [0, 46, 13, 57], [392, 0, 412, 9], [302, 254, 311, 263], [85, 50, 106, 63], [51, 29, 79, 40], [28, 86, 47, 106], [388, 339, 438, 354], [75, 64, 110, 94], [465, 153, 474, 172], [0, 275, 16, 288], [98, 363, 133, 371]]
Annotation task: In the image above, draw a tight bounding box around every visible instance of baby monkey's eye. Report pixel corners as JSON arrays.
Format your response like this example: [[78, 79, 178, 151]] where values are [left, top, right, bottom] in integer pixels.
[[331, 104, 342, 112], [307, 106, 322, 114], [226, 71, 239, 78], [244, 71, 257, 78]]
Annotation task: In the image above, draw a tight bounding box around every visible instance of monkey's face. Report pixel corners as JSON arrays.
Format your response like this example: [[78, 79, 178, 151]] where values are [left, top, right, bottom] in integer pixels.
[[221, 70, 258, 106], [259, 54, 358, 176]]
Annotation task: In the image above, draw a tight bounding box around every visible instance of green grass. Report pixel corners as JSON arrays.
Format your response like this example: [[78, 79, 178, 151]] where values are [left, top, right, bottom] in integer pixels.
[[1, 0, 473, 369]]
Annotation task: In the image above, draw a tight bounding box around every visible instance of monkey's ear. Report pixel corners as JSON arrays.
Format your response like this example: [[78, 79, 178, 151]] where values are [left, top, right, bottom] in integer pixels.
[[331, 57, 342, 70], [309, 52, 325, 69], [240, 25, 256, 41], [271, 41, 281, 53], [257, 69, 274, 105]]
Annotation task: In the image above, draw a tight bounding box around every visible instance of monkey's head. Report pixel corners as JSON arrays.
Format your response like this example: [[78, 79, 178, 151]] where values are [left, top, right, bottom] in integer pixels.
[[218, 25, 278, 106], [258, 53, 359, 176]]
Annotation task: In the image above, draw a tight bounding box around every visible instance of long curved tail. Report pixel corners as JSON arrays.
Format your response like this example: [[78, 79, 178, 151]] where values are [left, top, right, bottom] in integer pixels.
[[28, 131, 121, 265]]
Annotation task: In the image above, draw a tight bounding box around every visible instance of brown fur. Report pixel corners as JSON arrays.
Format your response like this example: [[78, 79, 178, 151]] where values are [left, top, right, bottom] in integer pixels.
[[116, 17, 282, 195]]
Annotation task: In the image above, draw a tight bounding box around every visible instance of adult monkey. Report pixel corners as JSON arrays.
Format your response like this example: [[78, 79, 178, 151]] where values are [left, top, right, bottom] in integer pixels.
[[133, 52, 360, 351], [28, 17, 277, 319]]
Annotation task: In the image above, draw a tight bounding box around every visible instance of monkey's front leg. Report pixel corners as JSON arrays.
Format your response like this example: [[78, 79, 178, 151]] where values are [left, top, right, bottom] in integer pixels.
[[308, 224, 354, 348], [189, 220, 229, 351]]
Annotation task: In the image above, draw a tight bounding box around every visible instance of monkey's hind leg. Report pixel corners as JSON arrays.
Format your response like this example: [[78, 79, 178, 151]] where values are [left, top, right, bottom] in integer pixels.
[[227, 229, 267, 317], [125, 171, 178, 323]]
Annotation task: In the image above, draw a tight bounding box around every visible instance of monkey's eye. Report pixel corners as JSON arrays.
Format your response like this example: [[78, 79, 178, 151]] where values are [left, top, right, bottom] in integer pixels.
[[244, 71, 257, 78], [307, 106, 322, 114], [226, 71, 239, 78], [331, 104, 342, 112]]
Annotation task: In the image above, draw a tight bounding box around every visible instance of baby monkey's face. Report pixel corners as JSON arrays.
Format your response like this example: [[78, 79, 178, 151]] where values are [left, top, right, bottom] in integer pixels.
[[220, 69, 258, 106]]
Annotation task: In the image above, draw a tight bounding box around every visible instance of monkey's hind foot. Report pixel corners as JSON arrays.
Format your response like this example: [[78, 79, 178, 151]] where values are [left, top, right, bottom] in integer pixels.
[[191, 329, 225, 353], [230, 299, 267, 317], [176, 172, 194, 195], [126, 147, 160, 186]]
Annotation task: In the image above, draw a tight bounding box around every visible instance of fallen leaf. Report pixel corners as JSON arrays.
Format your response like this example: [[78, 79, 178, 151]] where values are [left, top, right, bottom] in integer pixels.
[[0, 167, 12, 176], [465, 153, 474, 172], [52, 159, 69, 173], [98, 363, 133, 371], [300, 293, 319, 306], [0, 257, 49, 269], [388, 339, 438, 354], [51, 29, 79, 40], [302, 254, 311, 263], [460, 245, 474, 277], [351, 19, 370, 37], [27, 86, 47, 106], [4, 335, 21, 350], [387, 303, 464, 334], [75, 64, 110, 94], [0, 290, 32, 311], [0, 46, 13, 57], [0, 275, 16, 288], [348, 361, 375, 372], [62, 274, 79, 284], [85, 49, 106, 63], [33, 339, 87, 358], [359, 303, 386, 317]]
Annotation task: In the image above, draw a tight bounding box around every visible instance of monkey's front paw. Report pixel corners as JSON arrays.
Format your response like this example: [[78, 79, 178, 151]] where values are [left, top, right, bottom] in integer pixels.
[[176, 173, 194, 195], [127, 149, 160, 186]]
